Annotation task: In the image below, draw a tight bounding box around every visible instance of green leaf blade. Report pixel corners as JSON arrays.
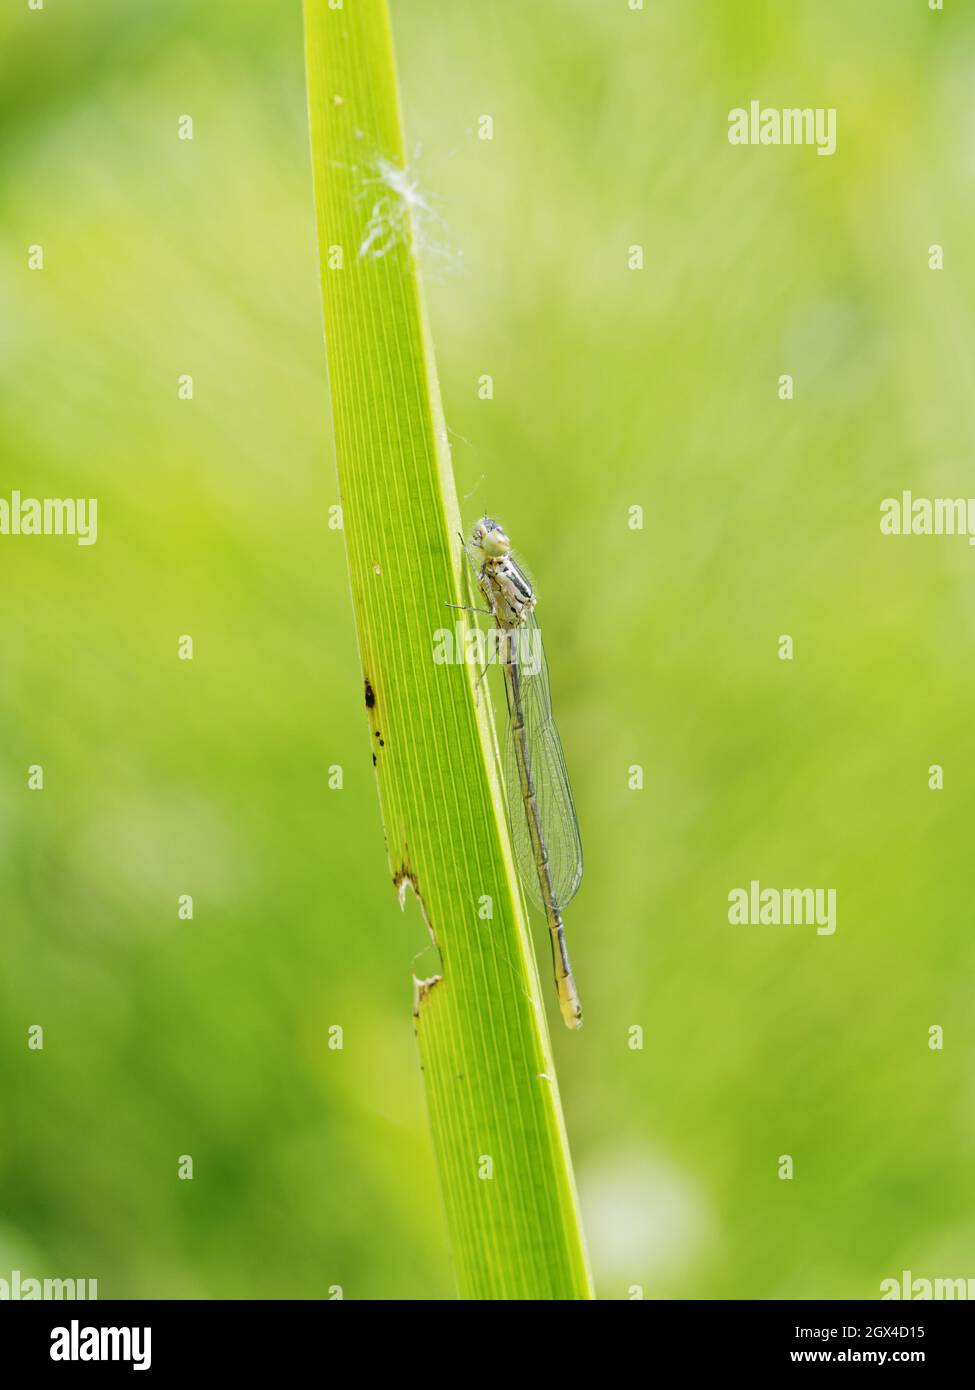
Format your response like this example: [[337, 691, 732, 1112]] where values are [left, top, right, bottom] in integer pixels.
[[303, 0, 593, 1301]]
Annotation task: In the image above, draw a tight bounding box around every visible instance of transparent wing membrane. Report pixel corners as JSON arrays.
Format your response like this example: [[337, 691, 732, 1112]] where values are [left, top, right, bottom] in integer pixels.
[[502, 614, 583, 911]]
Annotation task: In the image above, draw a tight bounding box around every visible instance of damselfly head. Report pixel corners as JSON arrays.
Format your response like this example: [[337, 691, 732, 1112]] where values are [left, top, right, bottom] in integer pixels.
[[470, 516, 511, 558]]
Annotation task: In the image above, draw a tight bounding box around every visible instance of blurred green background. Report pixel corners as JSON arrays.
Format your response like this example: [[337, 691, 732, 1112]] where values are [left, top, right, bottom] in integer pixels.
[[2, 0, 973, 1299]]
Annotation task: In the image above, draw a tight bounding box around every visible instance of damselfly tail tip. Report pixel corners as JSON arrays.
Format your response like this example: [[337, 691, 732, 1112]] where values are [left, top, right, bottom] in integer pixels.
[[558, 978, 583, 1031]]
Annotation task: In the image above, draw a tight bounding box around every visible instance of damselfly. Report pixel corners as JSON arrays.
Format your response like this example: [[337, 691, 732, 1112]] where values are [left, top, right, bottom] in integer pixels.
[[456, 517, 584, 1030]]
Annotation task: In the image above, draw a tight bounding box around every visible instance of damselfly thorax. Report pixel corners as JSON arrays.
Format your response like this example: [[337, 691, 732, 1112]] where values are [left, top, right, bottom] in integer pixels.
[[479, 553, 536, 628]]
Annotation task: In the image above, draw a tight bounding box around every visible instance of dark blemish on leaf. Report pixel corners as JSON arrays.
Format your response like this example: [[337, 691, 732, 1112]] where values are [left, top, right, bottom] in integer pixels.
[[364, 679, 375, 709], [372, 753, 377, 766]]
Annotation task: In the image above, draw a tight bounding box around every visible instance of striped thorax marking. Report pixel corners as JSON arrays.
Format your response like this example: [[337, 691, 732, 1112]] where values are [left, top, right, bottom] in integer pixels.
[[481, 553, 535, 626]]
